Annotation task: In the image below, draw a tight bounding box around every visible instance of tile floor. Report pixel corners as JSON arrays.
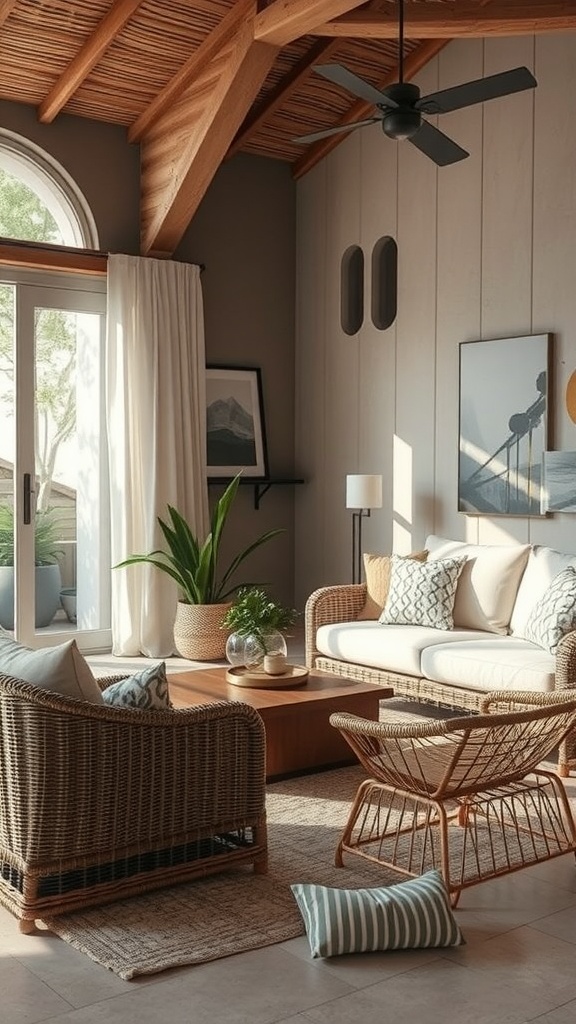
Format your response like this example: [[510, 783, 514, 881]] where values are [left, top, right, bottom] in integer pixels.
[[3, 640, 576, 1023]]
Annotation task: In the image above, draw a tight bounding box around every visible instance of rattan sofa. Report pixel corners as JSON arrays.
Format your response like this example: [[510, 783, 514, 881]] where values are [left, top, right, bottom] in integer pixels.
[[0, 672, 268, 932], [306, 537, 576, 776]]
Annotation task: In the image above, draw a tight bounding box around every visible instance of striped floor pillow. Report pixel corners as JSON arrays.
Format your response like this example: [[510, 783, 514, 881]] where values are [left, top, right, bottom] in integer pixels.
[[291, 869, 464, 958]]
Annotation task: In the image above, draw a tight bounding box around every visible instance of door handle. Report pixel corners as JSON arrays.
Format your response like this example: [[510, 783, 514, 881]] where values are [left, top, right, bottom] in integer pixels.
[[23, 473, 32, 525]]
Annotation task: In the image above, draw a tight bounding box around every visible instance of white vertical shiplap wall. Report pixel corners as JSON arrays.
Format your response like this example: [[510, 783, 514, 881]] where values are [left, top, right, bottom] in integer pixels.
[[357, 123, 398, 563], [531, 33, 576, 556], [294, 33, 576, 607]]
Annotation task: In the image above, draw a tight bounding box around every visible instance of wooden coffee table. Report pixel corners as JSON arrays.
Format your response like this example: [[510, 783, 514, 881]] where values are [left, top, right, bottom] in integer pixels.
[[168, 667, 393, 780]]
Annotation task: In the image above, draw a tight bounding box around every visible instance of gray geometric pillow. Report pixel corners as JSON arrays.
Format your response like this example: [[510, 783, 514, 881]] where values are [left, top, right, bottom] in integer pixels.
[[379, 555, 466, 631], [523, 566, 576, 654], [102, 662, 171, 710]]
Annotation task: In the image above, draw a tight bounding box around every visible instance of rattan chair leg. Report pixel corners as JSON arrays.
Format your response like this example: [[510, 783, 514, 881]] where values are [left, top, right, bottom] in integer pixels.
[[19, 919, 36, 934]]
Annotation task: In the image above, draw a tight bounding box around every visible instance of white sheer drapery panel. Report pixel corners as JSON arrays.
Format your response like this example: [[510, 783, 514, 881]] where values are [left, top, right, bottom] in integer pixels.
[[106, 254, 208, 657]]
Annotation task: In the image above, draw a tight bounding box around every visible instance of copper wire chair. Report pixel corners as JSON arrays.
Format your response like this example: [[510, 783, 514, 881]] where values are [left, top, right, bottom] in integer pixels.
[[330, 692, 576, 907]]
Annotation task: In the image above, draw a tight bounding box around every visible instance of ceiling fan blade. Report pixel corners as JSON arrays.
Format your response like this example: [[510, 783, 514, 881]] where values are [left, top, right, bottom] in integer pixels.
[[409, 121, 469, 166], [292, 118, 381, 145], [417, 67, 537, 116], [313, 64, 397, 108]]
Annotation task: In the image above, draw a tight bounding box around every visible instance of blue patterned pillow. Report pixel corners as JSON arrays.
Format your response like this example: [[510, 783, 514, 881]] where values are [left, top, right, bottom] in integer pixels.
[[291, 870, 464, 958], [102, 662, 171, 710], [523, 566, 576, 654], [379, 555, 466, 630]]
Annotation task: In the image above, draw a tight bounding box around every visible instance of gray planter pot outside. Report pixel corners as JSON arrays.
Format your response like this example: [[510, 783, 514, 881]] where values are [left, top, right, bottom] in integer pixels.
[[0, 564, 63, 630]]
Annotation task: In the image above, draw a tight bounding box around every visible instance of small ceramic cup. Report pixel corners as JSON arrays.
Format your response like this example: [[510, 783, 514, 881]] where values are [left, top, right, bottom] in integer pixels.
[[264, 653, 288, 676]]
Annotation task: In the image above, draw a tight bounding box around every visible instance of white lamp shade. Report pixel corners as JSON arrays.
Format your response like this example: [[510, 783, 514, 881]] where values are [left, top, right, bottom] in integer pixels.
[[346, 474, 383, 510]]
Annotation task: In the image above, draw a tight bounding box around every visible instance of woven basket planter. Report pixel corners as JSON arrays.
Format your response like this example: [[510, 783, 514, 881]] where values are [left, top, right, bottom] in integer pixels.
[[173, 601, 232, 661]]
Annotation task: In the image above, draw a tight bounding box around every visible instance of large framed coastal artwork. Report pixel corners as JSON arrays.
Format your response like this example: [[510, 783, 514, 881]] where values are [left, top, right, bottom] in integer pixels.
[[205, 366, 268, 478], [458, 334, 551, 516]]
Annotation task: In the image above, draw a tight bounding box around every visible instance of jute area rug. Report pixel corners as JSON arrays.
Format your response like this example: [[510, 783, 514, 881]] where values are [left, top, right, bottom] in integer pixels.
[[40, 700, 478, 981]]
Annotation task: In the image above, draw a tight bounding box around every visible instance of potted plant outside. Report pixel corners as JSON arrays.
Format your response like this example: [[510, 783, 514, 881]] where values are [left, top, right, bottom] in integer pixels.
[[0, 504, 64, 630], [222, 586, 298, 671], [114, 475, 285, 660]]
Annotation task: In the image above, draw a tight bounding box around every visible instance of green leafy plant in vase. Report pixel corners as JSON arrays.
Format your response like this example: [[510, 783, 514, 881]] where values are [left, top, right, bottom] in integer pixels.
[[222, 586, 298, 673], [114, 475, 286, 660]]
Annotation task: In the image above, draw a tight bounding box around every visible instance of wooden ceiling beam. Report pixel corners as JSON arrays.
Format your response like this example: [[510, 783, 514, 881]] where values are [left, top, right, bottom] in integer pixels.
[[129, 0, 255, 144], [140, 25, 278, 254], [227, 37, 342, 158], [38, 0, 145, 124], [292, 38, 449, 179], [315, 3, 576, 39], [229, 0, 385, 159], [254, 0, 370, 47], [0, 0, 18, 31]]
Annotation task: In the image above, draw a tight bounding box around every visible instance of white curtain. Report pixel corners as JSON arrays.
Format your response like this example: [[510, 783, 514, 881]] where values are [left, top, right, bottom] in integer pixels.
[[106, 254, 209, 657]]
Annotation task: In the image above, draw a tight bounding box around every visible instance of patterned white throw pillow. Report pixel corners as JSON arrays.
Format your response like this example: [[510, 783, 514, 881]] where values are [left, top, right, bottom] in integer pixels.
[[523, 566, 576, 654], [291, 869, 464, 958], [379, 555, 466, 631], [102, 662, 171, 710]]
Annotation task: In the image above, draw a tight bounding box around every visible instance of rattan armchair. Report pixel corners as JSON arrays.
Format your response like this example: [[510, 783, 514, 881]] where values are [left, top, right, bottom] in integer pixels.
[[0, 672, 267, 932], [330, 692, 576, 907]]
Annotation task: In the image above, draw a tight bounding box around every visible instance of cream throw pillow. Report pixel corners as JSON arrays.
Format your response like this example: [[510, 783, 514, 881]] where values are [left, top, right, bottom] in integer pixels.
[[0, 630, 103, 704], [357, 550, 428, 620]]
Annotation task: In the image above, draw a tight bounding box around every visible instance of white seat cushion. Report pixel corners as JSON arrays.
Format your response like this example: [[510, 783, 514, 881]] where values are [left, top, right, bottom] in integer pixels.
[[316, 621, 491, 678], [425, 535, 530, 635], [421, 637, 555, 693], [510, 545, 576, 637]]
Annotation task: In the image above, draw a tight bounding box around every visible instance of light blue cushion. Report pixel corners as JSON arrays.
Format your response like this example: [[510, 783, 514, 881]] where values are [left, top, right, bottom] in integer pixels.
[[291, 869, 464, 958], [102, 662, 171, 710]]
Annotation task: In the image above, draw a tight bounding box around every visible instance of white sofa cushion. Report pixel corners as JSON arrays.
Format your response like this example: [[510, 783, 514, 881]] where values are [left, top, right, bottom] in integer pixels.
[[420, 637, 555, 693], [379, 555, 466, 630], [425, 535, 530, 635], [316, 621, 491, 678], [510, 545, 576, 636]]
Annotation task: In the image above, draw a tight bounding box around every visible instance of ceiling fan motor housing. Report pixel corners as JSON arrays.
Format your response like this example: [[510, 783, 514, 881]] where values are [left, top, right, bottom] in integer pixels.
[[380, 81, 422, 139]]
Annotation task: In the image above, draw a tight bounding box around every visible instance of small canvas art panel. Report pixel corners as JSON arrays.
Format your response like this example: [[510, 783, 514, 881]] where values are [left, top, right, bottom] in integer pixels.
[[458, 334, 551, 516], [205, 366, 268, 478], [542, 451, 576, 513]]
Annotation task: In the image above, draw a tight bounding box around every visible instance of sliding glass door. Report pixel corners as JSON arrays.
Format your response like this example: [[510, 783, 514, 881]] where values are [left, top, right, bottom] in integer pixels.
[[0, 267, 110, 650]]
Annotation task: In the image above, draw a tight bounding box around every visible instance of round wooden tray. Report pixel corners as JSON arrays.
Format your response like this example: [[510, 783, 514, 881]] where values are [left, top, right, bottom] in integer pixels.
[[226, 665, 309, 688]]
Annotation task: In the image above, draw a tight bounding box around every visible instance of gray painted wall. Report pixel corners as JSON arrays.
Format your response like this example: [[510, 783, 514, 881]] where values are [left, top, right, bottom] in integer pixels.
[[294, 33, 576, 608], [1, 103, 298, 608]]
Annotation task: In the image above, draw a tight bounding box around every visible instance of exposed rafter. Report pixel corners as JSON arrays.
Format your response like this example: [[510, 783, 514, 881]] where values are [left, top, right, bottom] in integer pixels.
[[38, 0, 145, 124], [254, 0, 370, 46], [0, 0, 17, 30], [129, 0, 254, 144], [314, 3, 576, 39], [229, 0, 387, 159], [140, 20, 278, 254], [292, 38, 450, 179]]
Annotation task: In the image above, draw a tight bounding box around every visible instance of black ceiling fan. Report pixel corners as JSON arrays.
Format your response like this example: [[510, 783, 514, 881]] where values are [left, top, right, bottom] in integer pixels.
[[293, 0, 537, 166]]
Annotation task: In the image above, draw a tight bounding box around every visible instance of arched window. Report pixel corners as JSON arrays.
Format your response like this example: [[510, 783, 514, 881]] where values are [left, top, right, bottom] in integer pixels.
[[0, 129, 98, 248]]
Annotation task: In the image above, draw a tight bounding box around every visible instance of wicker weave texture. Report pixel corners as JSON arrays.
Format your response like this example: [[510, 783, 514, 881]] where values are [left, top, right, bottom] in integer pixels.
[[0, 673, 267, 927], [330, 695, 576, 905], [173, 601, 231, 660]]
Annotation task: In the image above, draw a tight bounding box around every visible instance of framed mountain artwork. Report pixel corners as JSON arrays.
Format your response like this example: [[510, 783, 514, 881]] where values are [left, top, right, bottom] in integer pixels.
[[205, 366, 268, 479]]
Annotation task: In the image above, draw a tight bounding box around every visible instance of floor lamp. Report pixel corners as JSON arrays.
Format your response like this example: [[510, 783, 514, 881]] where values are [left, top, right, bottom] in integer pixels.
[[345, 474, 383, 584]]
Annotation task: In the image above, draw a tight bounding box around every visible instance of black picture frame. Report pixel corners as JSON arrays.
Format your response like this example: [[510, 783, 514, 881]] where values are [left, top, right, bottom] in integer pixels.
[[458, 333, 551, 516], [205, 366, 269, 479]]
